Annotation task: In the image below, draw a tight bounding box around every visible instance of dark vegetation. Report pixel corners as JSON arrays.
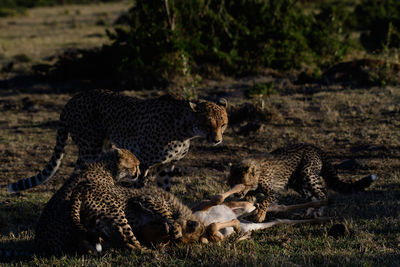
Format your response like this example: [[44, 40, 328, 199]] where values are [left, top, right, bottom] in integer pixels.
[[105, 0, 400, 88], [2, 0, 400, 90]]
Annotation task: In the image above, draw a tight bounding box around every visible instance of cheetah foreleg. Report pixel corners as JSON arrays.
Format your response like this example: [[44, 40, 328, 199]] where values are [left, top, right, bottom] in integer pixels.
[[70, 190, 102, 253], [252, 186, 277, 223], [96, 213, 143, 251]]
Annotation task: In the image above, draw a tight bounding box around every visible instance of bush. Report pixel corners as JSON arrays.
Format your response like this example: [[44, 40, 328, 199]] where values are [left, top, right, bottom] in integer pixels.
[[0, 7, 22, 17], [108, 0, 353, 83], [352, 0, 400, 51]]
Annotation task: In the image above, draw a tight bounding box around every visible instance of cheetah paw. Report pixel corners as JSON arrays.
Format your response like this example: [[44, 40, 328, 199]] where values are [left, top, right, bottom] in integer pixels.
[[252, 206, 267, 223]]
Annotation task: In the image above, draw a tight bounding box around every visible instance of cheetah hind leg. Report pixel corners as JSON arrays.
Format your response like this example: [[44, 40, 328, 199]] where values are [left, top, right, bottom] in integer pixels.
[[155, 163, 180, 192], [303, 176, 328, 218], [134, 163, 180, 191], [297, 157, 328, 218]]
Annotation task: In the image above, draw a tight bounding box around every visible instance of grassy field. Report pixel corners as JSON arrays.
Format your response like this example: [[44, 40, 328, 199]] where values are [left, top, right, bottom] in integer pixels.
[[0, 2, 400, 266]]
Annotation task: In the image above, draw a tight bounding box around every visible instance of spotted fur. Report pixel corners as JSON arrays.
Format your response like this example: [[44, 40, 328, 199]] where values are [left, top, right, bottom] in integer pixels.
[[8, 90, 228, 192], [34, 148, 140, 256], [71, 185, 205, 250], [228, 144, 377, 222]]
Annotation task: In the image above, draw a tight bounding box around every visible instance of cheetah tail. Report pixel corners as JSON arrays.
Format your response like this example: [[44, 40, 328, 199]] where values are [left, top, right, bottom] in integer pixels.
[[8, 126, 68, 193], [323, 164, 378, 194]]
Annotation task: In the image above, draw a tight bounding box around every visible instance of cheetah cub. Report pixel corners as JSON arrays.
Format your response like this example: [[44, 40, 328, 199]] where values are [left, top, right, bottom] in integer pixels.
[[227, 144, 377, 222], [34, 148, 140, 256], [71, 184, 205, 252]]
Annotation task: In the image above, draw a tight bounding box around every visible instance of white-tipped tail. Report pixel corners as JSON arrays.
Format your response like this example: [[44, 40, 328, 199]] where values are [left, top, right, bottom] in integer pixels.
[[370, 174, 378, 181], [95, 243, 102, 253], [8, 127, 68, 193]]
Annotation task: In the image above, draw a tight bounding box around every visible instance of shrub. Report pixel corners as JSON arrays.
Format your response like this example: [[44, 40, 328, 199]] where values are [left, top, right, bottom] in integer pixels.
[[309, 2, 355, 67], [352, 0, 400, 51], [108, 0, 353, 84], [245, 82, 276, 99], [0, 7, 22, 17]]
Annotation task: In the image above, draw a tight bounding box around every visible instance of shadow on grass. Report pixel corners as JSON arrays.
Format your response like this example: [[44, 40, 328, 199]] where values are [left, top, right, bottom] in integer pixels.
[[0, 197, 43, 235], [0, 47, 168, 96], [0, 239, 34, 264], [272, 183, 400, 223]]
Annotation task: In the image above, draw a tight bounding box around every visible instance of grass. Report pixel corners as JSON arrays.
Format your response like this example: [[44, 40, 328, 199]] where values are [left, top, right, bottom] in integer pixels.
[[0, 2, 130, 79], [1, 87, 399, 266], [0, 1, 400, 266]]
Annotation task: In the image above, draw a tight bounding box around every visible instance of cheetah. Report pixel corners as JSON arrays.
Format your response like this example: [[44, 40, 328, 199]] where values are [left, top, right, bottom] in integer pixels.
[[8, 90, 228, 192], [227, 144, 377, 222], [71, 185, 206, 251], [34, 148, 141, 255]]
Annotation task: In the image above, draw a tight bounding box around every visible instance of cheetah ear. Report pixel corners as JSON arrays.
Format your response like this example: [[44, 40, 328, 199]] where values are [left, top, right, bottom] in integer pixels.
[[118, 149, 139, 169], [218, 98, 228, 109], [189, 102, 197, 112]]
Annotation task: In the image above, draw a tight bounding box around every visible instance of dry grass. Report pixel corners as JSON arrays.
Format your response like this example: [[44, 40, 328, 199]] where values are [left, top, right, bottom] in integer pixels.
[[1, 84, 399, 266], [0, 1, 130, 79], [0, 2, 400, 266]]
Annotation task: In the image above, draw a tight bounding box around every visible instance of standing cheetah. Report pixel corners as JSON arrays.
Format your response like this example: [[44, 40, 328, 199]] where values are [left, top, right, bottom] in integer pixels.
[[227, 144, 377, 222], [8, 90, 228, 192]]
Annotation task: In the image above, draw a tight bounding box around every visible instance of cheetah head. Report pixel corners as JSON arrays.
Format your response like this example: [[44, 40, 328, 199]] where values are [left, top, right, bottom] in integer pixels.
[[228, 159, 259, 198], [115, 148, 141, 180], [190, 99, 228, 146]]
